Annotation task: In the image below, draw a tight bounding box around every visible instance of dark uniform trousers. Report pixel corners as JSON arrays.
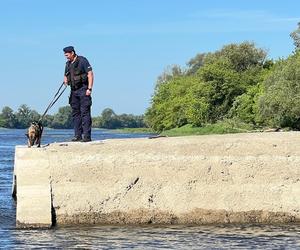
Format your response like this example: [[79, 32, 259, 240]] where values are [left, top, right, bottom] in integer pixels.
[[69, 86, 92, 138]]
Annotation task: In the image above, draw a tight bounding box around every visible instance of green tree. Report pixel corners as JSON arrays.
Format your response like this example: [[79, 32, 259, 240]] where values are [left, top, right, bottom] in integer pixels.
[[118, 114, 138, 128], [0, 114, 5, 127], [51, 106, 73, 128], [92, 116, 101, 128], [99, 108, 121, 129], [15, 104, 33, 128], [157, 65, 184, 85], [1, 106, 16, 128], [204, 42, 267, 72], [30, 110, 41, 122], [94, 108, 146, 129], [198, 59, 242, 121], [229, 84, 264, 125], [42, 114, 54, 128], [134, 115, 146, 128], [184, 78, 212, 126], [186, 53, 206, 75], [146, 75, 212, 131], [146, 76, 189, 131], [146, 41, 269, 132], [259, 52, 300, 128], [290, 22, 300, 50]]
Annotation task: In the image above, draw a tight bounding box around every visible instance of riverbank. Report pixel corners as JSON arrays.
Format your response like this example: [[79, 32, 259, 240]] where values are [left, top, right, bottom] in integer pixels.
[[111, 122, 252, 136], [160, 123, 250, 136], [13, 131, 300, 228], [111, 120, 287, 137], [0, 122, 289, 137], [113, 127, 155, 134]]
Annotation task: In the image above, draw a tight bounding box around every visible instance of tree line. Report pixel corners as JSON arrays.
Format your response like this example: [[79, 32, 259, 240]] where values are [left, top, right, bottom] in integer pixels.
[[0, 105, 146, 129], [145, 23, 300, 132]]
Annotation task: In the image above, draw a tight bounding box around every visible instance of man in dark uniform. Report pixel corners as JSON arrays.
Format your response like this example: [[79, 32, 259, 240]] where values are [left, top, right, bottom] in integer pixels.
[[63, 46, 94, 142]]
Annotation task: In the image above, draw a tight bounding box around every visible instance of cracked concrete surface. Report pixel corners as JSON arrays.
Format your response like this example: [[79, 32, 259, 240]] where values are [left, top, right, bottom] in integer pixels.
[[13, 132, 300, 228]]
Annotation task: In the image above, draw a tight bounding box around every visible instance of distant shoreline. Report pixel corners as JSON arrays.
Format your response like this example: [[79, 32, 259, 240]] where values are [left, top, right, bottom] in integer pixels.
[[0, 127, 156, 134], [1, 125, 294, 137]]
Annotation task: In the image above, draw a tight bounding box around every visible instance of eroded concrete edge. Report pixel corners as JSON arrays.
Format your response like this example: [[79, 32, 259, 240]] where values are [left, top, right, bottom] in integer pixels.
[[56, 209, 300, 225], [15, 147, 53, 228]]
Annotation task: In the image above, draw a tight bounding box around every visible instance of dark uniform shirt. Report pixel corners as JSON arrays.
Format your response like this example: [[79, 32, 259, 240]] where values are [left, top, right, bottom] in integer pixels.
[[64, 55, 92, 81]]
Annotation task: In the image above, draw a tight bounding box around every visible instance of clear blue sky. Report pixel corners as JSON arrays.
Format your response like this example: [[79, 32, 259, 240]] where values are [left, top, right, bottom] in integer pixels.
[[0, 0, 299, 116]]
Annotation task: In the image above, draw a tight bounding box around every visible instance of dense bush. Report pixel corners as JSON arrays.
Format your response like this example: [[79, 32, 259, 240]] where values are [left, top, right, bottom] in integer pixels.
[[259, 52, 300, 128], [146, 42, 269, 132]]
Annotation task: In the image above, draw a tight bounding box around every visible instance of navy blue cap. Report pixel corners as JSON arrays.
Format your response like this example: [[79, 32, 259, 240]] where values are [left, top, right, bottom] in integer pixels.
[[63, 46, 75, 53]]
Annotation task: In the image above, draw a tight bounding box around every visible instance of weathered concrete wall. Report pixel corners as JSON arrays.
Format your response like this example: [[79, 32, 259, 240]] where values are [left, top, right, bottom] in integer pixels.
[[13, 132, 300, 228], [13, 147, 52, 228]]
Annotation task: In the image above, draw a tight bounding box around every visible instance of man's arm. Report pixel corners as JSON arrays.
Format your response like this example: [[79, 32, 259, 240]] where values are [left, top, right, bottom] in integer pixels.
[[88, 71, 94, 89], [80, 57, 93, 95], [86, 70, 94, 96]]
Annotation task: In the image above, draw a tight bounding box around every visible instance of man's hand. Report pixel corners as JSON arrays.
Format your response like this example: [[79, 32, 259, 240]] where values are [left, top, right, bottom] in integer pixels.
[[86, 89, 92, 96], [63, 76, 68, 86]]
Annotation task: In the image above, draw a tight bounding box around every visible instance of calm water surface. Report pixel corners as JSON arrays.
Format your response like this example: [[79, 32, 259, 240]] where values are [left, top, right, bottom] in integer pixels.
[[0, 129, 299, 249]]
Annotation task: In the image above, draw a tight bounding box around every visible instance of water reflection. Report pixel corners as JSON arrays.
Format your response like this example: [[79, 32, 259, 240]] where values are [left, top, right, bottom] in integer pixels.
[[4, 224, 299, 249]]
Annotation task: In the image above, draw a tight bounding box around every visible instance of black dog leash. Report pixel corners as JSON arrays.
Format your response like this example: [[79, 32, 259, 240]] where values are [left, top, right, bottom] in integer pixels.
[[39, 82, 67, 122]]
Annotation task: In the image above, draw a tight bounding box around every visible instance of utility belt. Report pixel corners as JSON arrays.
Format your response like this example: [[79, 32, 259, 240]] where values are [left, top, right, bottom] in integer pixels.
[[70, 81, 88, 91]]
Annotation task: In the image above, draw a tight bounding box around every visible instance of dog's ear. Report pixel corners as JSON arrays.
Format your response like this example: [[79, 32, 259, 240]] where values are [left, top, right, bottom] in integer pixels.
[[25, 133, 29, 138]]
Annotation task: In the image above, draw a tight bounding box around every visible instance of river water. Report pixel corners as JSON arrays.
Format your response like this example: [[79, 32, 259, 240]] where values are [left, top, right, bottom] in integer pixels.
[[0, 129, 299, 249]]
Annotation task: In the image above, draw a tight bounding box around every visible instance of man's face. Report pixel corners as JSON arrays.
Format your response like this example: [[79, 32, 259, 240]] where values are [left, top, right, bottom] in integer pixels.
[[64, 52, 75, 61]]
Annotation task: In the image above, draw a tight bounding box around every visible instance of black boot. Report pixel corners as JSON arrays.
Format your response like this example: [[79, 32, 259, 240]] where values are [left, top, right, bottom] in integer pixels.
[[81, 136, 91, 142], [71, 136, 82, 142]]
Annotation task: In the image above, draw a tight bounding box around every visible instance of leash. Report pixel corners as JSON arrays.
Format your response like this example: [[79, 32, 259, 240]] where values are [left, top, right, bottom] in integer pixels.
[[39, 82, 67, 122]]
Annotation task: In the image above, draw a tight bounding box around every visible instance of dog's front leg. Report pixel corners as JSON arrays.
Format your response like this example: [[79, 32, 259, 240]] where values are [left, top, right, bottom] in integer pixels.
[[26, 133, 31, 148], [36, 137, 41, 148]]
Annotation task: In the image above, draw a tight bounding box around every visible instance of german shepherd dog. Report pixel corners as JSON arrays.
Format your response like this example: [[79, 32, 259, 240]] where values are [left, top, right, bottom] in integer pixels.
[[26, 121, 44, 148]]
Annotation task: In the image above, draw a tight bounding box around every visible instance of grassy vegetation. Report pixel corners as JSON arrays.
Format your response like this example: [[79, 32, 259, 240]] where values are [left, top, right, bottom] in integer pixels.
[[114, 127, 156, 134], [111, 119, 288, 137], [160, 119, 257, 137]]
